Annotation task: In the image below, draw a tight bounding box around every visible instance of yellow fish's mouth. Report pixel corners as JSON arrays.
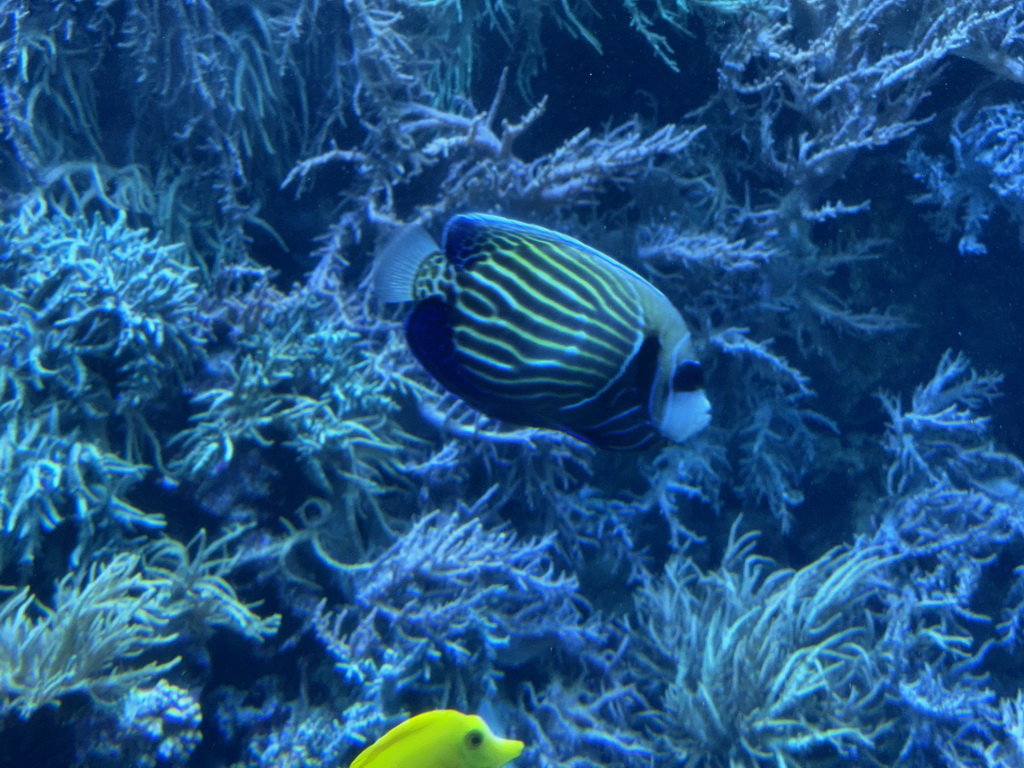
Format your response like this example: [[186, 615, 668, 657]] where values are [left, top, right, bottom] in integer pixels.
[[497, 738, 525, 764]]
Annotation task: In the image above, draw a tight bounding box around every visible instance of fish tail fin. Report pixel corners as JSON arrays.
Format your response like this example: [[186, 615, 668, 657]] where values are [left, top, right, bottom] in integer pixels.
[[373, 224, 443, 303]]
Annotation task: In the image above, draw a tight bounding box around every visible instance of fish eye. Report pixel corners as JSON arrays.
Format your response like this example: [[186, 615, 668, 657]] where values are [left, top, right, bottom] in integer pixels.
[[465, 729, 484, 750], [672, 361, 704, 392]]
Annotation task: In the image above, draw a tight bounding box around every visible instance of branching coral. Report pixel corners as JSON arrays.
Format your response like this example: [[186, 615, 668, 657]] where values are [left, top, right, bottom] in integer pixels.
[[0, 203, 205, 427], [879, 350, 1010, 498], [872, 567, 1000, 766], [287, 53, 702, 259], [167, 274, 411, 561], [707, 328, 837, 529], [210, 677, 391, 768], [0, 410, 153, 573], [516, 633, 659, 768], [76, 679, 203, 768], [635, 211, 896, 537], [629, 0, 1023, 476], [117, 680, 202, 767], [989, 692, 1024, 767], [859, 352, 1024, 765], [907, 101, 1024, 255], [312, 507, 598, 716], [403, 387, 595, 513], [715, 0, 1024, 223], [0, 202, 205, 567], [307, 500, 658, 767], [241, 706, 352, 768], [1, 0, 352, 268]]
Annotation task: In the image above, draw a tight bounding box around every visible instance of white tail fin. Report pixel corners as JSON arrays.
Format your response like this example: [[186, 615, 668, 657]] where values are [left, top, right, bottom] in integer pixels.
[[373, 225, 440, 304]]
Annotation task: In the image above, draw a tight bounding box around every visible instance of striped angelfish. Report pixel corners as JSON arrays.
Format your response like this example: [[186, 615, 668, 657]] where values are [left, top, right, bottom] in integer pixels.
[[374, 214, 711, 450]]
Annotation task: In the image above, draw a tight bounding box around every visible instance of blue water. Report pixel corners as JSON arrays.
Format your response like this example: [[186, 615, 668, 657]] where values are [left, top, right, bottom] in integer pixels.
[[1, 1, 1023, 766]]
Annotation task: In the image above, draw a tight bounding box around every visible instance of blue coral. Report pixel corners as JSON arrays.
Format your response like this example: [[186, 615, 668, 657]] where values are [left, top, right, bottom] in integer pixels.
[[74, 679, 202, 768], [0, 203, 204, 568], [312, 509, 596, 711], [118, 681, 203, 767], [907, 102, 1024, 255], [1, 1, 1024, 767]]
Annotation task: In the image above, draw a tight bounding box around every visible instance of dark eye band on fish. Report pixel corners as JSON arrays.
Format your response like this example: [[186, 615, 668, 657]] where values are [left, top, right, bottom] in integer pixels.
[[673, 361, 704, 392]]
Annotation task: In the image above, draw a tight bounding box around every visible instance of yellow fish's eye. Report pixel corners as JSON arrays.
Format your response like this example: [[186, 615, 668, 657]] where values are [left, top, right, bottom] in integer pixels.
[[465, 729, 485, 750]]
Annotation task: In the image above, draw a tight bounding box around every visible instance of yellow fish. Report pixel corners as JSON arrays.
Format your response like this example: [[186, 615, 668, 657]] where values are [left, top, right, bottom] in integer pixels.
[[350, 710, 524, 768]]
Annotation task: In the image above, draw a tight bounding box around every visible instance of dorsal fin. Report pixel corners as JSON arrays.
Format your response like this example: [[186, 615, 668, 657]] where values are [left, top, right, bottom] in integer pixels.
[[373, 224, 441, 304], [442, 213, 649, 285]]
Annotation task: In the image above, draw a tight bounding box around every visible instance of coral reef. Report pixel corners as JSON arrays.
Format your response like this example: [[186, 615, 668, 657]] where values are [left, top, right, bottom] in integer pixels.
[[634, 528, 890, 766], [0, 555, 180, 718], [1, 0, 1023, 766], [907, 101, 1024, 255]]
